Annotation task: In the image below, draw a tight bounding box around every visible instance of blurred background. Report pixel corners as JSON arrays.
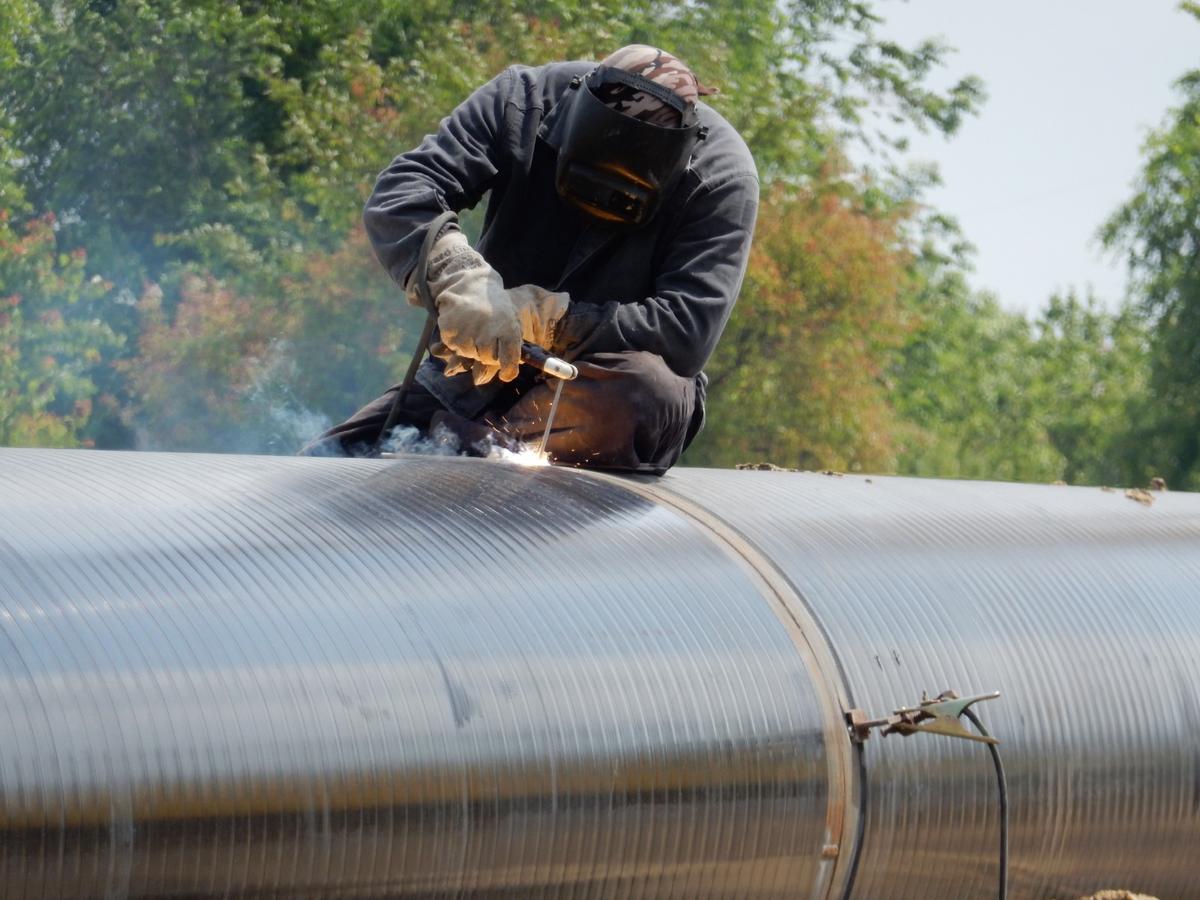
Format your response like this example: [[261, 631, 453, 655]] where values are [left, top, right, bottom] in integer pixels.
[[1, 0, 1196, 489]]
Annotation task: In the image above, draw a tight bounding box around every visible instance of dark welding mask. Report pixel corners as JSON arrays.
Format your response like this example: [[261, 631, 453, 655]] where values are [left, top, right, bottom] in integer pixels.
[[555, 66, 709, 227]]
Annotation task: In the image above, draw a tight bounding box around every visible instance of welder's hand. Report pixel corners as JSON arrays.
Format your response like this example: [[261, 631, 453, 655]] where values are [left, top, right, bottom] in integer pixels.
[[418, 230, 522, 384], [429, 341, 501, 385], [508, 285, 571, 350]]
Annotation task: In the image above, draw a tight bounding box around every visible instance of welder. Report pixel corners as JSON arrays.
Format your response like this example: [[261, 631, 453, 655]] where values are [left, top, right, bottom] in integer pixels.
[[301, 45, 759, 473]]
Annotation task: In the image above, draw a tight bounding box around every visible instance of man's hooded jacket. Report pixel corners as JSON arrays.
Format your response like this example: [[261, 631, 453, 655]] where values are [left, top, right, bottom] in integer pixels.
[[363, 61, 760, 422]]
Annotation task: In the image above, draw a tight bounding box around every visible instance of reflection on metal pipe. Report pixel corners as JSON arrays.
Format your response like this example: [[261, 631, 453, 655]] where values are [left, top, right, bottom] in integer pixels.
[[0, 448, 1198, 899]]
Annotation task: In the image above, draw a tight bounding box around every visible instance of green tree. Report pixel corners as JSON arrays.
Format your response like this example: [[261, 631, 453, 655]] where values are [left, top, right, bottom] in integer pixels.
[[1028, 292, 1150, 487], [892, 281, 1063, 483], [122, 223, 410, 452], [0, 195, 121, 446], [892, 282, 1153, 487], [1, 0, 984, 454], [688, 172, 916, 471], [1100, 2, 1200, 489], [3, 0, 984, 275], [5, 1, 288, 282]]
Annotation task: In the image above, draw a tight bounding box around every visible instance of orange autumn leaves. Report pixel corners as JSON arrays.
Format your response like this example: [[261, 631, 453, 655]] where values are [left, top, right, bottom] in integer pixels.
[[692, 182, 915, 471], [0, 211, 118, 447]]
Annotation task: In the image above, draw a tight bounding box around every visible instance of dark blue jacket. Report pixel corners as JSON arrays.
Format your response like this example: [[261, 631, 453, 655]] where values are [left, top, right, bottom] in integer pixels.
[[363, 61, 759, 419]]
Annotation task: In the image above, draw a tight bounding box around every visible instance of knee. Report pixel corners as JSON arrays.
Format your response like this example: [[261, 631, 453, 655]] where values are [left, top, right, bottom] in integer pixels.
[[577, 351, 693, 418], [547, 351, 696, 472]]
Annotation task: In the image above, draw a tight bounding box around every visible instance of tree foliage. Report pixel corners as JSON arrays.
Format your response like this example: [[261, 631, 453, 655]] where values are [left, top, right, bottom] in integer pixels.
[[0, 196, 121, 446], [1101, 2, 1200, 489], [1028, 293, 1151, 487], [1, 0, 988, 456], [690, 173, 915, 470], [0, 0, 1177, 490], [121, 223, 409, 452], [892, 283, 1058, 482], [893, 287, 1150, 485]]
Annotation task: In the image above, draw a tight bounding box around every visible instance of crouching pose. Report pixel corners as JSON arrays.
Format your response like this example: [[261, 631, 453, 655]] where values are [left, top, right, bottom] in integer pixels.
[[302, 45, 758, 474]]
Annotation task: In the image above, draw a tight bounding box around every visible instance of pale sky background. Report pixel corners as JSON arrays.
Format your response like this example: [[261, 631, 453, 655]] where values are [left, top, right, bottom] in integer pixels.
[[875, 0, 1198, 314]]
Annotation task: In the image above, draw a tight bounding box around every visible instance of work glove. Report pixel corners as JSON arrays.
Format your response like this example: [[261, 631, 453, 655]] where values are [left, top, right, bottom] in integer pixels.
[[433, 285, 572, 383], [436, 285, 576, 384], [429, 339, 488, 382], [410, 229, 522, 385], [508, 284, 571, 350]]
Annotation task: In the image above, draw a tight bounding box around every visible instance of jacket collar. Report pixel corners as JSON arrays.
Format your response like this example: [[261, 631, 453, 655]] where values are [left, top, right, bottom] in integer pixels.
[[538, 90, 571, 151]]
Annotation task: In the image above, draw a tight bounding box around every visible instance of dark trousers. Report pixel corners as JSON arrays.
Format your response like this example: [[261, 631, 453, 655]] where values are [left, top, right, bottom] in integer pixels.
[[299, 351, 700, 474]]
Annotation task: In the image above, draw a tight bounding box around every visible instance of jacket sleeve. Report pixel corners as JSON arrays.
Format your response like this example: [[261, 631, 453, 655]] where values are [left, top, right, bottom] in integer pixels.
[[363, 69, 512, 287], [552, 172, 760, 378]]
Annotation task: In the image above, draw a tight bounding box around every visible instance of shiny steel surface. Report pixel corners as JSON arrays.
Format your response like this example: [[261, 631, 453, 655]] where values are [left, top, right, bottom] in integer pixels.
[[642, 469, 1200, 900], [0, 449, 839, 899], [3, 451, 1200, 899]]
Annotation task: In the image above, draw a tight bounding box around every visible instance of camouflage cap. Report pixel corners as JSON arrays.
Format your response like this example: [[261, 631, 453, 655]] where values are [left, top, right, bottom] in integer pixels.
[[593, 45, 717, 127]]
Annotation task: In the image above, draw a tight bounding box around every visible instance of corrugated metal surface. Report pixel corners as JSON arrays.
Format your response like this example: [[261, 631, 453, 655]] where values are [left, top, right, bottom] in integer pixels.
[[3, 449, 1200, 898], [641, 469, 1200, 899], [0, 449, 841, 899]]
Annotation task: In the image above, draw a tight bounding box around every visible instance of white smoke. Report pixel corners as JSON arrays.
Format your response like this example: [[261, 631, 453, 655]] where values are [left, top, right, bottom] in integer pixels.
[[379, 423, 464, 456], [245, 341, 332, 454], [380, 424, 546, 465]]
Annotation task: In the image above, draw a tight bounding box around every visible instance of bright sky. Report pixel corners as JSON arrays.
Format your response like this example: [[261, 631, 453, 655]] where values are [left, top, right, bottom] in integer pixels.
[[877, 0, 1198, 314]]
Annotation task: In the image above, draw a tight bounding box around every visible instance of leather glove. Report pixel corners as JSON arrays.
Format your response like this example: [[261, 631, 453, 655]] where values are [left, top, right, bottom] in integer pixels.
[[411, 230, 522, 384], [432, 286, 572, 383], [508, 285, 571, 350], [434, 286, 573, 381], [429, 340, 489, 382]]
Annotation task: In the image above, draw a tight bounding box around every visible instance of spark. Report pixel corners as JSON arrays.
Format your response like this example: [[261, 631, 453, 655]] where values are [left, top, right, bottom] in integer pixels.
[[488, 442, 550, 467]]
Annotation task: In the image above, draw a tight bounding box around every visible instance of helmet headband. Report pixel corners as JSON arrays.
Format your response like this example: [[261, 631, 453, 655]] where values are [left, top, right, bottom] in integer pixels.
[[586, 66, 697, 126]]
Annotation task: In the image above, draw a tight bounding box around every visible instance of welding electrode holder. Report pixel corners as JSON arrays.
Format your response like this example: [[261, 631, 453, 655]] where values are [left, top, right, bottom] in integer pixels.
[[519, 341, 578, 382], [845, 690, 1008, 900], [374, 211, 577, 453]]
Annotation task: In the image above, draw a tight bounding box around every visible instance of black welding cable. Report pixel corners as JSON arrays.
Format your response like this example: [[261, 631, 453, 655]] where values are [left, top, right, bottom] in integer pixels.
[[964, 706, 1008, 900], [374, 210, 458, 454]]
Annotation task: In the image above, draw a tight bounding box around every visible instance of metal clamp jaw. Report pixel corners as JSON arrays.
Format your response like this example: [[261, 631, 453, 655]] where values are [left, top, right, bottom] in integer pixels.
[[846, 689, 1008, 900], [846, 690, 1000, 745]]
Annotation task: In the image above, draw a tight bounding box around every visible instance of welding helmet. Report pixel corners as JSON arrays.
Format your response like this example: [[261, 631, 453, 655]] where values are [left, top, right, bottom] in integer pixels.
[[555, 66, 709, 227]]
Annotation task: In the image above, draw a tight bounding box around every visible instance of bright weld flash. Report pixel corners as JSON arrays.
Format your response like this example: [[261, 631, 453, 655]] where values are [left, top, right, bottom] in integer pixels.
[[491, 444, 550, 467], [514, 448, 550, 467]]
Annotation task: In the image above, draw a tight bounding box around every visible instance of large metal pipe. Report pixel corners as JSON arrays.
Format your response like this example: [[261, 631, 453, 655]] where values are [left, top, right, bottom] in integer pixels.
[[0, 448, 1197, 899]]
